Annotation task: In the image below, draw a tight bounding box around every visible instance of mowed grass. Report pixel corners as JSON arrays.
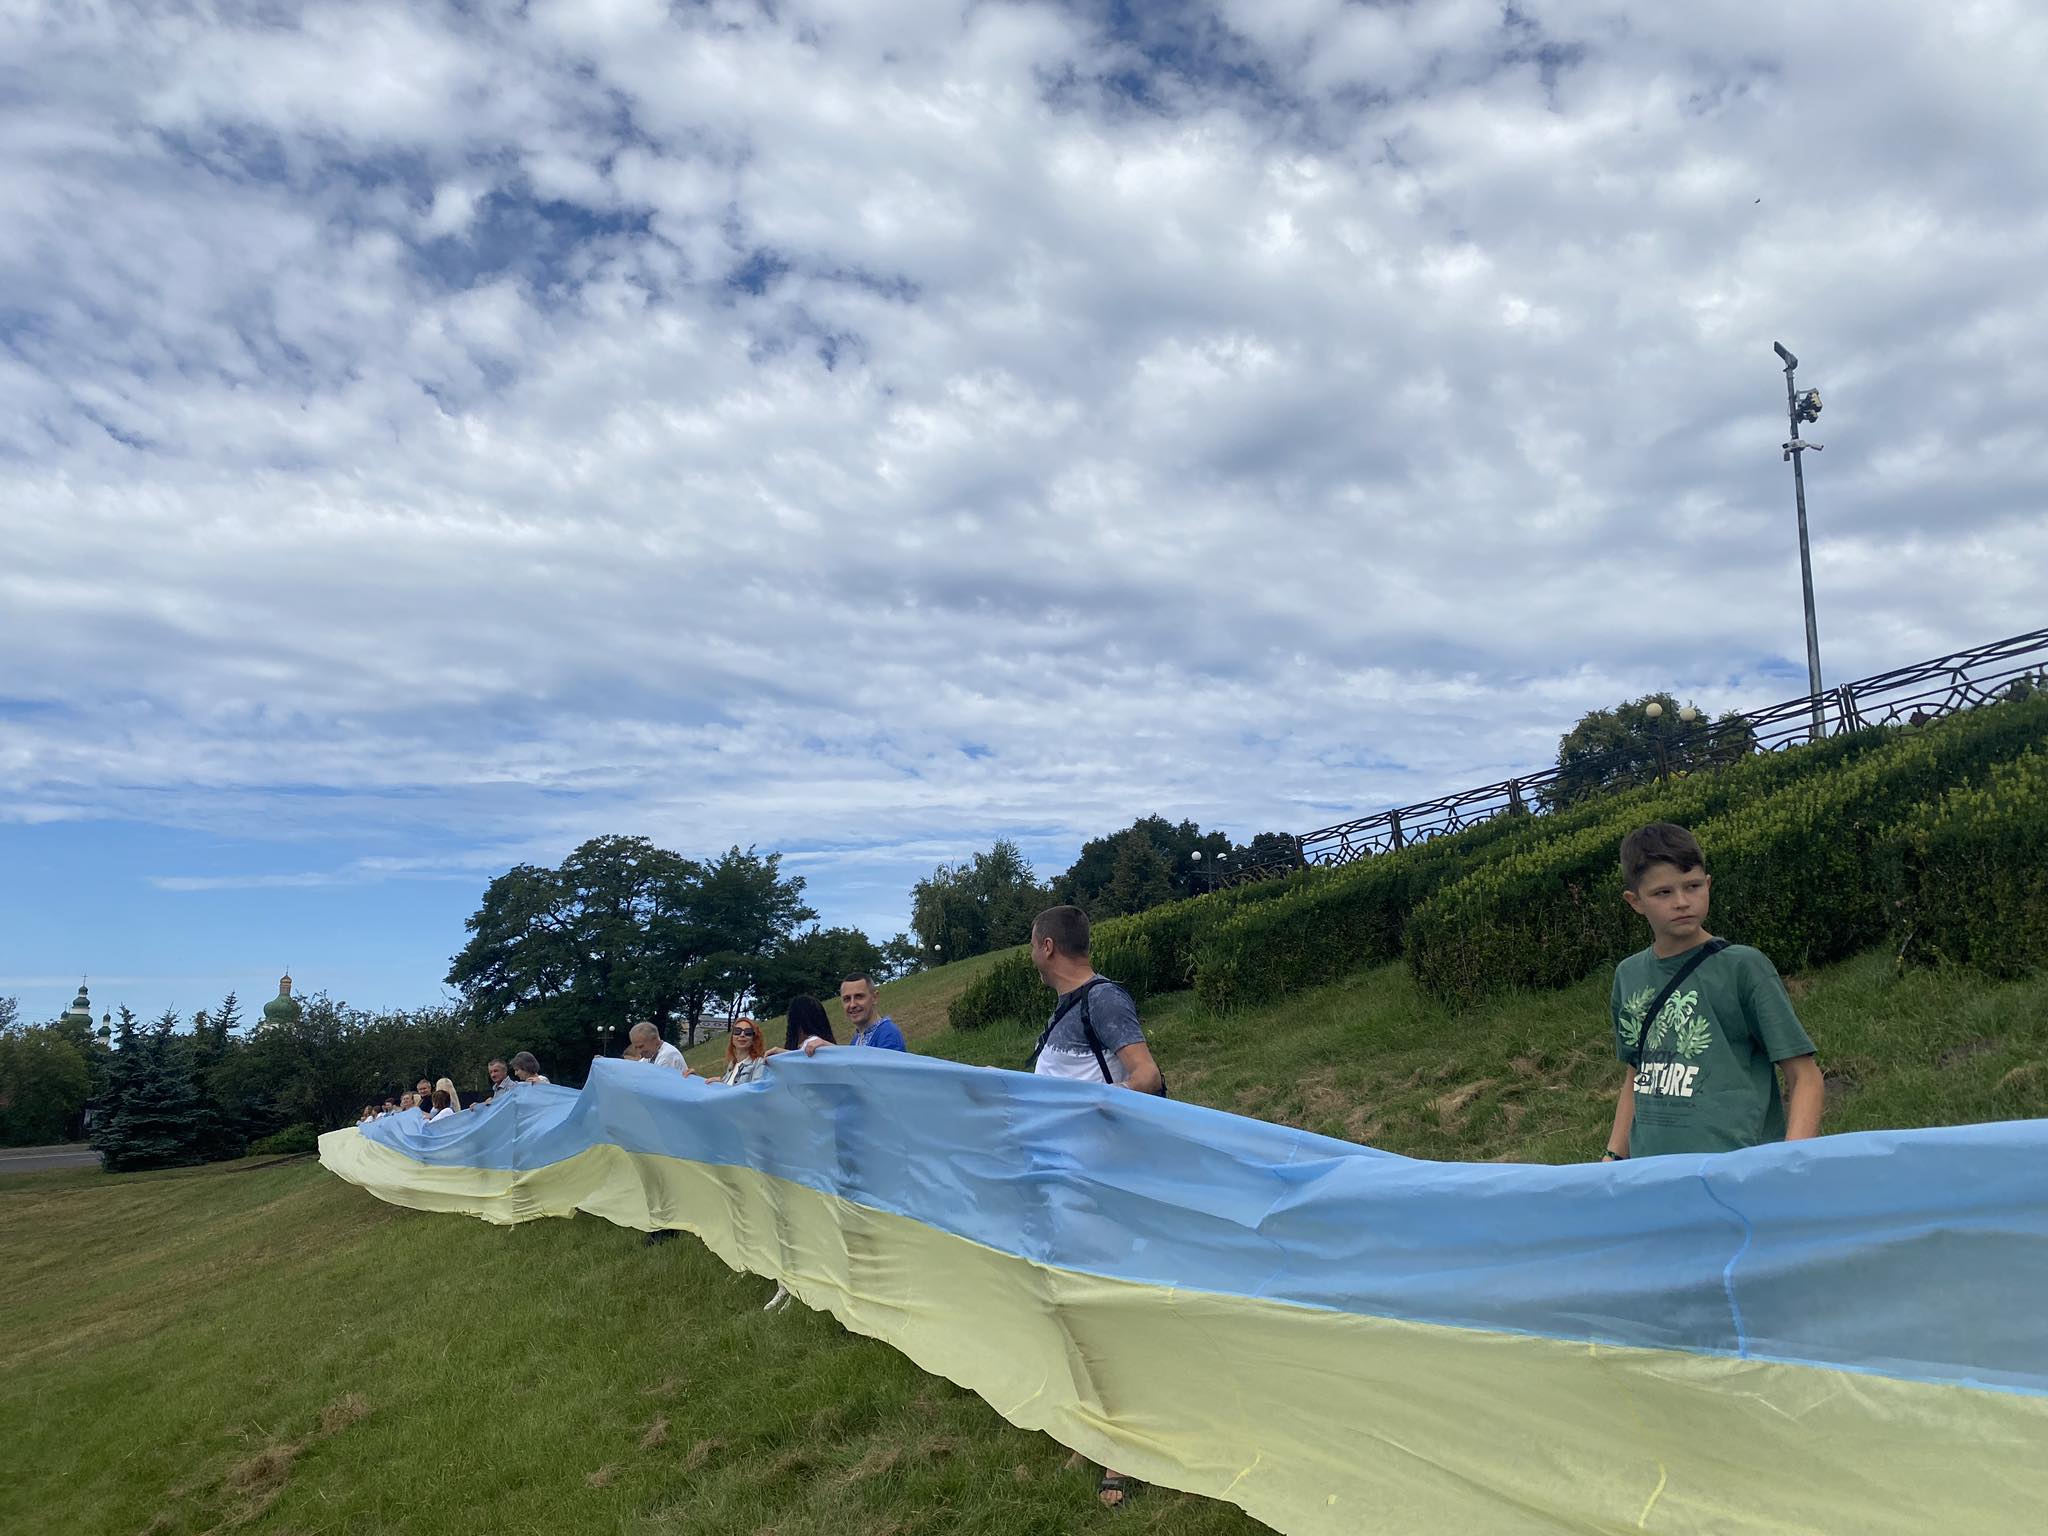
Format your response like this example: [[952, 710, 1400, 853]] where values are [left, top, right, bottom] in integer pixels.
[[5, 946, 2044, 1535], [0, 1157, 1265, 1536]]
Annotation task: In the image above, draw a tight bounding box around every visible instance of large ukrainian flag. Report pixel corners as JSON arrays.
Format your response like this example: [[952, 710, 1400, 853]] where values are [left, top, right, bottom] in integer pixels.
[[321, 1054, 2048, 1534]]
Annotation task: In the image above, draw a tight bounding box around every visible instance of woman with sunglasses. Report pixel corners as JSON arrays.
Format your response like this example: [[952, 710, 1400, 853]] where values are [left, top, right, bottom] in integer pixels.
[[712, 1018, 769, 1085]]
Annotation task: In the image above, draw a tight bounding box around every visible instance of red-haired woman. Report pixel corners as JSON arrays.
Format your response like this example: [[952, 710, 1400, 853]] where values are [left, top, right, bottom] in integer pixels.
[[711, 1018, 768, 1085]]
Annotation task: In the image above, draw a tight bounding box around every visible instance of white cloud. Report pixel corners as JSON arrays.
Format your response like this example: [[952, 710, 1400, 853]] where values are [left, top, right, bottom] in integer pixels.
[[2, 0, 2045, 945]]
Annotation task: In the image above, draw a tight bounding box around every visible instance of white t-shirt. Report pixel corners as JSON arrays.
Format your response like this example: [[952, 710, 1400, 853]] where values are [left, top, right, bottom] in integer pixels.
[[1033, 978, 1147, 1085], [651, 1040, 690, 1076], [426, 1107, 456, 1123]]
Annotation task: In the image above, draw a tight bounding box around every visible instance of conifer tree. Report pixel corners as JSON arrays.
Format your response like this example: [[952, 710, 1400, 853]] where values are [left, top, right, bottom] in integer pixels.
[[93, 1009, 203, 1171], [184, 1005, 235, 1162]]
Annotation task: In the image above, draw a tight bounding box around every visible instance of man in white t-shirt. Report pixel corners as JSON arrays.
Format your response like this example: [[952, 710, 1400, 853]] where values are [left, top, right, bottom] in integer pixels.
[[628, 1021, 692, 1077], [627, 1020, 692, 1249], [1025, 903, 1160, 1511], [1027, 905, 1161, 1093]]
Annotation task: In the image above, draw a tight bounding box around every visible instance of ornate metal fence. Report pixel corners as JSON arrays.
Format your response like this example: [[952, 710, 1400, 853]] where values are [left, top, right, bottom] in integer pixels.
[[1284, 625, 2048, 872]]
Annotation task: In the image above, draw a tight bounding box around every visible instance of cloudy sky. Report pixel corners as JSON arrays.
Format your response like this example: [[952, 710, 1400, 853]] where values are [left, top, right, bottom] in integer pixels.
[[4, 0, 2044, 1026]]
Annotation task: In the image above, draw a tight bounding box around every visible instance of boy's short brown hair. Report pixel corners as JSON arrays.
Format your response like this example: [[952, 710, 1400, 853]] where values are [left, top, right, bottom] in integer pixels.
[[1619, 822, 1706, 891]]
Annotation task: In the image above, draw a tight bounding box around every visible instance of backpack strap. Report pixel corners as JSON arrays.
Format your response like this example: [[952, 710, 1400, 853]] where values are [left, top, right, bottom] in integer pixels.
[[1026, 978, 1112, 1074], [1076, 986, 1115, 1084], [1628, 939, 1731, 1071], [1077, 982, 1168, 1096]]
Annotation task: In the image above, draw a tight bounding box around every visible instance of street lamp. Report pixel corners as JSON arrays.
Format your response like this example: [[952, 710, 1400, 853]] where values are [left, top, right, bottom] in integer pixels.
[[597, 1022, 615, 1056], [1644, 702, 1700, 783], [1773, 341, 1827, 740]]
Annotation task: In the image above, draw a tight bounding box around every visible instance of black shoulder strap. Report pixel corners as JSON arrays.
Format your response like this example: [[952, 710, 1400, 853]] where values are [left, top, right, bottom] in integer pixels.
[[1077, 986, 1115, 1084], [1629, 939, 1730, 1069], [1026, 978, 1111, 1073], [1079, 983, 1168, 1096]]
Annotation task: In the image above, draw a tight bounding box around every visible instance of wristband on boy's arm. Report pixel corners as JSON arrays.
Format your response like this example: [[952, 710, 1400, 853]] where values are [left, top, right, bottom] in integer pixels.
[[1602, 1149, 1624, 1161]]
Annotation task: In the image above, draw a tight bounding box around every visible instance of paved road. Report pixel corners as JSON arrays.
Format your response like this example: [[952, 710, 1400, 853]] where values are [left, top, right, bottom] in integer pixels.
[[0, 1143, 103, 1175]]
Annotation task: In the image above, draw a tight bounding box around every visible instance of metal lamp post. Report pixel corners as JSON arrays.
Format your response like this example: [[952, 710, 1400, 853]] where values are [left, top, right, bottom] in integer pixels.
[[1644, 702, 1700, 783], [598, 1022, 615, 1056], [1773, 342, 1827, 739]]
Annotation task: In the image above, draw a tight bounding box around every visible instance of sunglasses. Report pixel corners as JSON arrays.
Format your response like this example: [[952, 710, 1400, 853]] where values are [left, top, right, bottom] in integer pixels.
[[731, 1027, 757, 1037]]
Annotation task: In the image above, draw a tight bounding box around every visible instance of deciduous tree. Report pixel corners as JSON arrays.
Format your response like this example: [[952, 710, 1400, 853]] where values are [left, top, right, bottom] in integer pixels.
[[0, 1021, 90, 1146]]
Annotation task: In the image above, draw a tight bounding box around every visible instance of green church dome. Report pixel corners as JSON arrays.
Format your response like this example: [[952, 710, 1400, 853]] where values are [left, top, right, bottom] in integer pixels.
[[263, 974, 302, 1026]]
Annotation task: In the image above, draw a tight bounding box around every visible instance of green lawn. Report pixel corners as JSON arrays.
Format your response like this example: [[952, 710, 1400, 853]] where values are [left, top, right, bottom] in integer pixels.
[[5, 947, 2044, 1534]]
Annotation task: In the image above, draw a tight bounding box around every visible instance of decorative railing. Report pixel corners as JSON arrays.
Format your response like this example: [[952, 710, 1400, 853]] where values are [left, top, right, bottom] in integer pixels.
[[1277, 625, 2048, 872]]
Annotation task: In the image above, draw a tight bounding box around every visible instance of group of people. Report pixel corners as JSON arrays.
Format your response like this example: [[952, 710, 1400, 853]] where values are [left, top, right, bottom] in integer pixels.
[[354, 1052, 550, 1125], [616, 975, 909, 1087], [349, 818, 1821, 1513]]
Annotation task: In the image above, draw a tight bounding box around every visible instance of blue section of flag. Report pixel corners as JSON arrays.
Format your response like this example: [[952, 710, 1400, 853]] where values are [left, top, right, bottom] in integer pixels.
[[362, 1055, 2048, 1395]]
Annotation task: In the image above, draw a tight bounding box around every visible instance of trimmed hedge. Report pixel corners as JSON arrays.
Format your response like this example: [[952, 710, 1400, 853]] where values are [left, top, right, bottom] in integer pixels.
[[1206, 726, 1898, 1012], [1697, 700, 2046, 973], [1886, 749, 2048, 976], [250, 1123, 319, 1157], [946, 874, 1319, 1031], [1193, 853, 1425, 1012], [1406, 696, 2048, 1008], [945, 947, 1041, 1032]]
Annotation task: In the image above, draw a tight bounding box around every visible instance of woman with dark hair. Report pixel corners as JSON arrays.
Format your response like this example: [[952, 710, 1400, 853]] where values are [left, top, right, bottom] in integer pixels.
[[775, 995, 837, 1055]]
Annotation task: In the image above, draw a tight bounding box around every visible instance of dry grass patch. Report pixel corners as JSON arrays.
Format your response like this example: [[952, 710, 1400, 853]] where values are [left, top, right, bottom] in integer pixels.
[[207, 1392, 372, 1530], [1429, 1080, 1495, 1133]]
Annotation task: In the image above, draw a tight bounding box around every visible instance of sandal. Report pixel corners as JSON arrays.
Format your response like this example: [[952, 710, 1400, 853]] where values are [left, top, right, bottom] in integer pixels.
[[1097, 1471, 1132, 1510]]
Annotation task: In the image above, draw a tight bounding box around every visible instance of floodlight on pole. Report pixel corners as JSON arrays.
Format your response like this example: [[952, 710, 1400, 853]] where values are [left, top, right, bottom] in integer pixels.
[[1774, 341, 1827, 740]]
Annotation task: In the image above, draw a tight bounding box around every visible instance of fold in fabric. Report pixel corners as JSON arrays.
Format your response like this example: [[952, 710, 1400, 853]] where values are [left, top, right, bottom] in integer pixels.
[[321, 1054, 2048, 1534]]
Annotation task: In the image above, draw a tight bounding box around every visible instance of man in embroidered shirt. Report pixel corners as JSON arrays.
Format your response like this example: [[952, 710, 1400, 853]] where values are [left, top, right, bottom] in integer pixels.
[[801, 973, 908, 1056], [1603, 822, 1822, 1161]]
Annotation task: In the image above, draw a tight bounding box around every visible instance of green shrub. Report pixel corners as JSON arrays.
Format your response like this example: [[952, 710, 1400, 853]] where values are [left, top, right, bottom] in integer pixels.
[[946, 948, 1040, 1032], [1193, 856, 1423, 1011], [1207, 727, 1895, 1013], [1885, 749, 2048, 976], [1700, 701, 2048, 972], [945, 878, 1312, 1030], [1406, 697, 2048, 1008], [250, 1123, 319, 1157]]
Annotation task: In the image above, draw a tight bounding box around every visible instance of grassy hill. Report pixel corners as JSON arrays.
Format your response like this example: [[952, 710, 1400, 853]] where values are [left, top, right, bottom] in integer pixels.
[[7, 943, 2045, 1536]]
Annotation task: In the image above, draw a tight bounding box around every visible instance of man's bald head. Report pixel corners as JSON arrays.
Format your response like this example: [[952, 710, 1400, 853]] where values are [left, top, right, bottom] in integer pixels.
[[628, 1021, 658, 1044]]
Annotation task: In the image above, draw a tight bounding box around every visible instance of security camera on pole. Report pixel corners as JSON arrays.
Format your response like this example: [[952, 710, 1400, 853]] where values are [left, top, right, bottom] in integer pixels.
[[1773, 341, 1827, 740]]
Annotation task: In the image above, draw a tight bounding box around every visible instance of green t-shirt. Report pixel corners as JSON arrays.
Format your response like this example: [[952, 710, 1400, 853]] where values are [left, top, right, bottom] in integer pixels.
[[1610, 941, 1816, 1158]]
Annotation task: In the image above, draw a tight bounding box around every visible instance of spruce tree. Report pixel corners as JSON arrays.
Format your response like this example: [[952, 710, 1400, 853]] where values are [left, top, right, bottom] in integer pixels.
[[93, 1010, 203, 1171], [183, 1006, 234, 1162], [88, 1008, 139, 1167]]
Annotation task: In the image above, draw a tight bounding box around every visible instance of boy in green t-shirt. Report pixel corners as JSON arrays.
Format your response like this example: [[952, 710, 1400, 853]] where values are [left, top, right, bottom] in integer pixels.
[[1602, 822, 1824, 1161]]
